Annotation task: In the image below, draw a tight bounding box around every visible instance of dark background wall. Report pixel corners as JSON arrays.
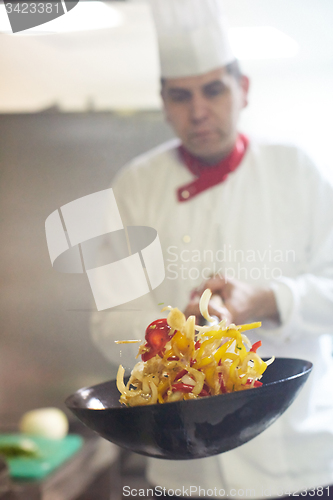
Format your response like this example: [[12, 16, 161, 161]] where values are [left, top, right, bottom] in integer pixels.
[[0, 111, 174, 422]]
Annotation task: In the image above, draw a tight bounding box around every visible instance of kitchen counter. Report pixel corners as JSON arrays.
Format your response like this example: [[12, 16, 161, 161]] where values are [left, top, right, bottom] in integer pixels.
[[0, 430, 121, 500]]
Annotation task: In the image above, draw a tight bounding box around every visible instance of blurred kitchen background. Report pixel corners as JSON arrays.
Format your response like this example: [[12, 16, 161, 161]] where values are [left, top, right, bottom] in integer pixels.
[[0, 0, 333, 422]]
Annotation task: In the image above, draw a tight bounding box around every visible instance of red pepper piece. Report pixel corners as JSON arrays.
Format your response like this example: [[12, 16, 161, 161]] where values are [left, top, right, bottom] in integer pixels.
[[195, 340, 201, 350], [172, 383, 195, 393], [219, 375, 227, 394], [174, 369, 188, 381], [245, 379, 263, 387], [250, 341, 262, 353], [141, 318, 174, 362], [199, 384, 210, 397]]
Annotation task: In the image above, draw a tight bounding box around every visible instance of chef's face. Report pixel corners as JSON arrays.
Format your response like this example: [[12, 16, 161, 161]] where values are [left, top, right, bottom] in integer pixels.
[[161, 66, 249, 163]]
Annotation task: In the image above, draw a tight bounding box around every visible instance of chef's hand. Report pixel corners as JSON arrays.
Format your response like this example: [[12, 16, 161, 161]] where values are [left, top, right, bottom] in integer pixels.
[[184, 291, 233, 326], [184, 276, 280, 326]]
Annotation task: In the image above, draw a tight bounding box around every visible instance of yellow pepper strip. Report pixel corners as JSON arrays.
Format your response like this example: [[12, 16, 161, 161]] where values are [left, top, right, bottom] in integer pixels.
[[239, 374, 249, 386], [225, 328, 243, 344], [214, 339, 234, 363], [157, 370, 184, 402], [192, 355, 215, 370], [239, 322, 262, 332], [163, 348, 175, 360], [157, 378, 170, 395], [217, 353, 239, 392], [201, 329, 227, 340], [203, 365, 217, 390], [225, 359, 240, 391], [234, 342, 248, 363], [219, 352, 238, 363], [241, 353, 267, 376], [258, 361, 267, 376], [228, 357, 240, 383], [172, 330, 191, 354], [195, 337, 216, 359], [206, 328, 242, 347]]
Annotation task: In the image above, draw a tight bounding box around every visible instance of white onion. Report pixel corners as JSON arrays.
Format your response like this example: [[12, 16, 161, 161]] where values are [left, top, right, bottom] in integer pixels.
[[19, 408, 69, 440]]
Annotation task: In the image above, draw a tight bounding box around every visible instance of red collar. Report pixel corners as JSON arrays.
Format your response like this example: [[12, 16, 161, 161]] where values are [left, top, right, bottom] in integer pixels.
[[177, 134, 249, 202]]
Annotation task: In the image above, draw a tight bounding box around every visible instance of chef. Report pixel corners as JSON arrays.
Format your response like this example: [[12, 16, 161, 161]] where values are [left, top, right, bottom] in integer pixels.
[[91, 0, 333, 498]]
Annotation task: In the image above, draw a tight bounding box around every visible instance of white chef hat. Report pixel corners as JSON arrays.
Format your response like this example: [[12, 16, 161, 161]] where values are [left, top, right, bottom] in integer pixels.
[[149, 0, 235, 78]]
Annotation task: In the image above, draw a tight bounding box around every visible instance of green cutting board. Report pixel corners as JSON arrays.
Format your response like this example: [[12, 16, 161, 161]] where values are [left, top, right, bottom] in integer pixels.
[[0, 433, 83, 480]]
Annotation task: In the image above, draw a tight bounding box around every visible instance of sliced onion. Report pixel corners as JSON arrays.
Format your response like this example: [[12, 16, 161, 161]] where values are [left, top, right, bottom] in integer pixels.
[[142, 376, 150, 394], [116, 365, 127, 394], [218, 318, 228, 330], [188, 367, 205, 395], [181, 374, 196, 386], [167, 391, 184, 403], [149, 380, 158, 405], [117, 365, 142, 398], [241, 352, 262, 373], [131, 362, 145, 382], [265, 356, 275, 366], [199, 289, 215, 323], [167, 307, 186, 331], [184, 315, 195, 341], [195, 324, 221, 333], [241, 334, 252, 349]]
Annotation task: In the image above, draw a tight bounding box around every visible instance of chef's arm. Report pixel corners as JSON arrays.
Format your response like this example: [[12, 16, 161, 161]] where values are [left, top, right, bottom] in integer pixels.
[[270, 272, 333, 340], [184, 269, 333, 342], [273, 173, 333, 340], [185, 190, 333, 340]]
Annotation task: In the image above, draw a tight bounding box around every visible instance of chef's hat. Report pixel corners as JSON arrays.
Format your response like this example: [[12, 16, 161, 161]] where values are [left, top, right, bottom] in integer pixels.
[[150, 0, 235, 78]]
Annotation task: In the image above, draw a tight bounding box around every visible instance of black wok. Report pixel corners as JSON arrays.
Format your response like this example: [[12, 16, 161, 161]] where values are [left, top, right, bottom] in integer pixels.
[[66, 358, 312, 460]]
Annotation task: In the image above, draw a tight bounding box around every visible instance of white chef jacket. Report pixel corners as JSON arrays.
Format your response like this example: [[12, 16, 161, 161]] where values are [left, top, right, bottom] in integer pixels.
[[91, 138, 333, 498]]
